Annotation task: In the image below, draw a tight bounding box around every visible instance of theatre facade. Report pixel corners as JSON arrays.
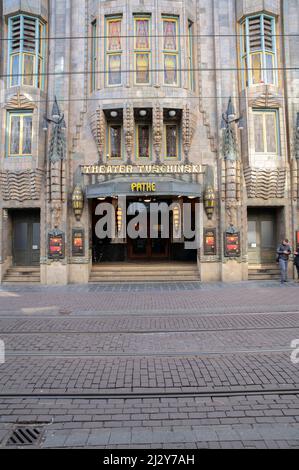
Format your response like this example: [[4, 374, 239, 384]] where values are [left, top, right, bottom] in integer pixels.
[[0, 0, 299, 284]]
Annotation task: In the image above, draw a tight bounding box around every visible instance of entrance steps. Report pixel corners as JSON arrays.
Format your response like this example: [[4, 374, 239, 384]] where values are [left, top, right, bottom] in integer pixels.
[[89, 262, 200, 283], [248, 264, 280, 281], [3, 266, 40, 284]]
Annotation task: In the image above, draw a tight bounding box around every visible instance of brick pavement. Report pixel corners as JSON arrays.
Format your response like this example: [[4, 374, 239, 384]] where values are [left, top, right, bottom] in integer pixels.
[[0, 353, 298, 394], [0, 281, 299, 448], [0, 281, 299, 315], [1, 328, 298, 353], [0, 395, 298, 448]]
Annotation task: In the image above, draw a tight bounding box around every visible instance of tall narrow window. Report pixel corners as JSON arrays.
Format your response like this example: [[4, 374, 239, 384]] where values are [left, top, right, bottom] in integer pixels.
[[188, 20, 195, 91], [91, 20, 97, 91], [108, 124, 122, 159], [163, 17, 179, 86], [165, 124, 178, 159], [134, 16, 151, 85], [253, 110, 279, 155], [106, 17, 122, 86], [137, 125, 151, 159], [240, 14, 277, 88], [7, 111, 33, 157], [8, 15, 46, 89]]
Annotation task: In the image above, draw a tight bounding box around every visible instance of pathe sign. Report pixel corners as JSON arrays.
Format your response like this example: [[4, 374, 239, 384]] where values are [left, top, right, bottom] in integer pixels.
[[131, 182, 156, 192]]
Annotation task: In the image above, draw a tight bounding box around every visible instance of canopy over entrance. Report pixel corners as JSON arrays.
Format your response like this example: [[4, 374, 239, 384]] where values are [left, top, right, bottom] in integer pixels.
[[86, 176, 202, 199]]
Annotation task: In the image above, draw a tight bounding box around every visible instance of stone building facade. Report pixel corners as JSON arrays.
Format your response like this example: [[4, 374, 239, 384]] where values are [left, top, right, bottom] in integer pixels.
[[0, 0, 298, 284]]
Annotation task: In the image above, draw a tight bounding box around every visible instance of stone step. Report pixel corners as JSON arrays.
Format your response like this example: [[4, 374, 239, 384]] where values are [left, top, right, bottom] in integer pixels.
[[3, 266, 40, 284], [90, 276, 200, 283], [248, 275, 281, 281], [92, 264, 198, 272], [3, 277, 40, 283], [91, 269, 199, 276]]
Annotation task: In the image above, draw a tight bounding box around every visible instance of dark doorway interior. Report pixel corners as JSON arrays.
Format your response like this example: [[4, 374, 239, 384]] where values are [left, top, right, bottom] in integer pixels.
[[247, 207, 280, 265], [12, 210, 40, 266]]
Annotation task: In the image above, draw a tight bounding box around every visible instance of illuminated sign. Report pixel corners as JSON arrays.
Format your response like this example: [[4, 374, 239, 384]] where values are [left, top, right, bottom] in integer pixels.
[[224, 231, 240, 258], [204, 228, 217, 256], [131, 182, 156, 192], [72, 229, 85, 257], [81, 164, 203, 175], [296, 231, 299, 250], [48, 230, 65, 260]]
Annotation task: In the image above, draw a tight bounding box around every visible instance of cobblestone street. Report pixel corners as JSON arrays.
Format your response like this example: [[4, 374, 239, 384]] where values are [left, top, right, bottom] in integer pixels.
[[0, 281, 299, 449]]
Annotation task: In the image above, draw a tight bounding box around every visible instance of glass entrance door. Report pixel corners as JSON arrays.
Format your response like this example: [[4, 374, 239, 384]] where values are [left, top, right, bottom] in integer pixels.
[[13, 212, 40, 266], [127, 202, 169, 260], [248, 210, 277, 265]]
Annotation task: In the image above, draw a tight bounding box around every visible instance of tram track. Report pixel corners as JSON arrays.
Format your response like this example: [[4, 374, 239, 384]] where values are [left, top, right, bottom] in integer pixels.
[[1, 325, 299, 335], [0, 388, 298, 400], [2, 346, 295, 357]]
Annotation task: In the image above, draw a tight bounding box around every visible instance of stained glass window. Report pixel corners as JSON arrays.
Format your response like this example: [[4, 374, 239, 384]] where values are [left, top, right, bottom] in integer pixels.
[[164, 54, 177, 85], [136, 54, 150, 84], [135, 19, 150, 50], [163, 20, 177, 51], [8, 15, 46, 89], [8, 112, 33, 157], [134, 17, 150, 84], [253, 110, 278, 155], [138, 125, 150, 159], [165, 125, 178, 159], [240, 15, 277, 88], [109, 125, 122, 159], [106, 18, 122, 85], [163, 17, 179, 86]]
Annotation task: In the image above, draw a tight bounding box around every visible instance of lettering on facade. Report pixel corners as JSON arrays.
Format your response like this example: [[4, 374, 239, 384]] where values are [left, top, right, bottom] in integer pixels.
[[131, 182, 156, 192], [81, 164, 203, 175]]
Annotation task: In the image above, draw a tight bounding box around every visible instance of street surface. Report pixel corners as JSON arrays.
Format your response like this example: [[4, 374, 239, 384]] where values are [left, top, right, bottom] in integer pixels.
[[0, 281, 298, 449]]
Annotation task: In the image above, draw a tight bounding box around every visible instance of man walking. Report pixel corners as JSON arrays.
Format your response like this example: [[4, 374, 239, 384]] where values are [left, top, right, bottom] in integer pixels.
[[277, 239, 292, 284]]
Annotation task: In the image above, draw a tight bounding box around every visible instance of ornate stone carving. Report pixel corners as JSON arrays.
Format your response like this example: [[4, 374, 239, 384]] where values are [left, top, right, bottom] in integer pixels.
[[0, 169, 44, 201], [244, 167, 286, 199], [89, 107, 105, 162], [124, 105, 134, 163], [221, 98, 243, 226], [44, 97, 67, 229], [4, 90, 36, 109], [182, 105, 196, 162], [153, 105, 163, 162], [248, 87, 283, 109]]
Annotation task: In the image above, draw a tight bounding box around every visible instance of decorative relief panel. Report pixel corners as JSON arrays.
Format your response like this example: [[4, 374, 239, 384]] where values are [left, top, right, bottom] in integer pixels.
[[4, 91, 36, 110], [0, 169, 44, 201], [244, 167, 286, 199]]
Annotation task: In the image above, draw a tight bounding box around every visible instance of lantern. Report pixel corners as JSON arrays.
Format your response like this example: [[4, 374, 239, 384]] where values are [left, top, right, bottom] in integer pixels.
[[72, 185, 84, 221], [204, 186, 216, 220]]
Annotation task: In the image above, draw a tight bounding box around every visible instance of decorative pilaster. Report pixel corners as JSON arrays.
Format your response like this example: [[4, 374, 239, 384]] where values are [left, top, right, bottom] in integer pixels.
[[221, 98, 243, 229], [182, 105, 196, 163], [124, 104, 134, 164], [44, 97, 67, 230], [153, 104, 163, 163], [89, 107, 105, 163]]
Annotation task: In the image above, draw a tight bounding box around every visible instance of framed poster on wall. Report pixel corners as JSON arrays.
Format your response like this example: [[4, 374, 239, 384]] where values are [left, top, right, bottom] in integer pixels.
[[48, 230, 65, 260], [224, 231, 240, 258], [72, 229, 85, 257], [204, 228, 217, 256]]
